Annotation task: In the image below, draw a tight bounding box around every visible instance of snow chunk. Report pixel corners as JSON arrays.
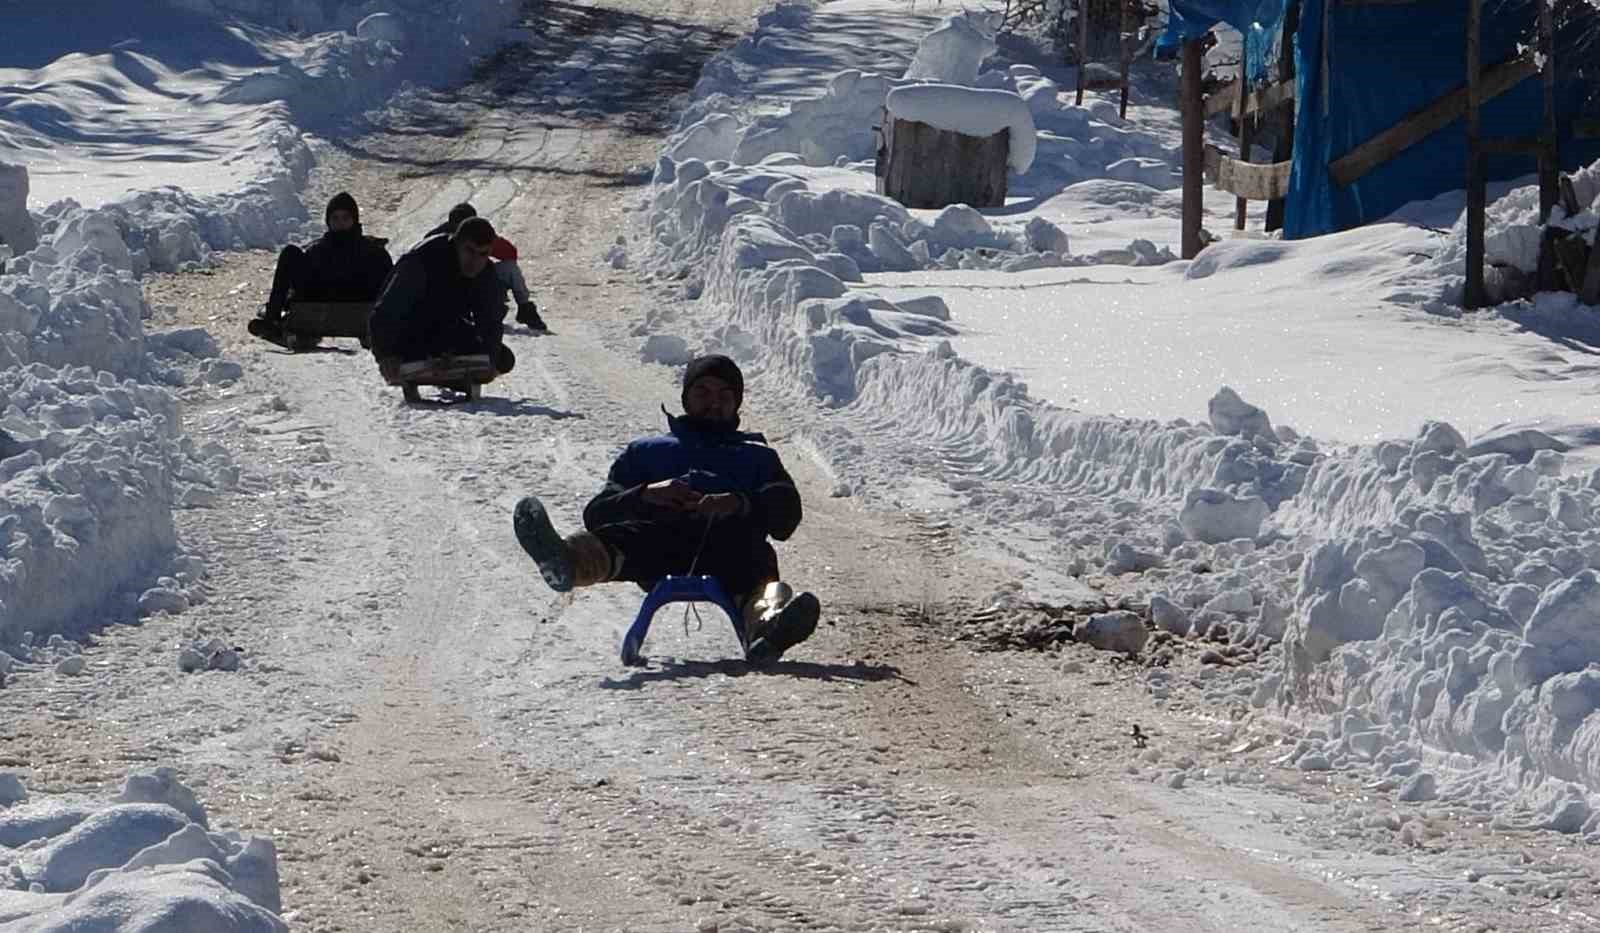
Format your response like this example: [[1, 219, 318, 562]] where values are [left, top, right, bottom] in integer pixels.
[[1208, 387, 1274, 444], [902, 11, 999, 86], [1024, 216, 1070, 255], [20, 860, 287, 933], [1179, 489, 1268, 544], [641, 335, 692, 366], [17, 804, 191, 891], [670, 113, 742, 163], [885, 84, 1036, 174], [1466, 428, 1570, 463], [1524, 572, 1600, 676], [0, 772, 25, 807], [119, 767, 209, 827], [1074, 610, 1148, 655]]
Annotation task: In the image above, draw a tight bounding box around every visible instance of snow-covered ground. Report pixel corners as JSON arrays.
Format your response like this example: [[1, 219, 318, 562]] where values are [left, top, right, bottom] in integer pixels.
[[10, 0, 1600, 927], [635, 0, 1600, 836]]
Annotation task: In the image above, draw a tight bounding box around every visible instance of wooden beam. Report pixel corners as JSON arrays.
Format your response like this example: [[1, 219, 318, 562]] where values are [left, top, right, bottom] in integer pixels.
[[1329, 51, 1539, 188], [1183, 40, 1205, 259], [1204, 77, 1296, 119], [1582, 223, 1600, 305], [1205, 146, 1293, 201], [1076, 1, 1089, 106], [1538, 0, 1559, 223], [1118, 0, 1132, 119], [1235, 59, 1253, 230], [1560, 174, 1581, 217], [1478, 137, 1545, 154], [1464, 0, 1487, 310], [1205, 81, 1239, 117]]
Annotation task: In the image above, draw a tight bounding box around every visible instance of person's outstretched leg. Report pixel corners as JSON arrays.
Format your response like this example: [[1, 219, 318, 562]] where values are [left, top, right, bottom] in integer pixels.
[[513, 497, 619, 591], [263, 246, 307, 321]]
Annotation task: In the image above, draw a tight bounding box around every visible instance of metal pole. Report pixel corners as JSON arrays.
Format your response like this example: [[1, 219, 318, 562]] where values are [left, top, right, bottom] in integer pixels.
[[1465, 0, 1487, 309], [1076, 0, 1089, 106]]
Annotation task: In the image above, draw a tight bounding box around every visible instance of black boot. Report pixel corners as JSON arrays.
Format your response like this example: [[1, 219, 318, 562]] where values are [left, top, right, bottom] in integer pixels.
[[516, 301, 548, 333], [745, 591, 820, 666]]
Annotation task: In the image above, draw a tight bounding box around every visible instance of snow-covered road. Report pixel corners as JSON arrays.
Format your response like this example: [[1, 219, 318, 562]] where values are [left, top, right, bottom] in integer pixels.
[[9, 1, 1600, 930]]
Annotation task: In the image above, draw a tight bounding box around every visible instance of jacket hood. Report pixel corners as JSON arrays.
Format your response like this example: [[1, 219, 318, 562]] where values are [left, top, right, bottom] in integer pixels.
[[326, 191, 360, 225]]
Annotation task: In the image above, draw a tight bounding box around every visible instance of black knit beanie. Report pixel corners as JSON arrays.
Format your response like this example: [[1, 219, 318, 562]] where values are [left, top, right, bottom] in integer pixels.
[[682, 354, 744, 410], [326, 191, 359, 225]]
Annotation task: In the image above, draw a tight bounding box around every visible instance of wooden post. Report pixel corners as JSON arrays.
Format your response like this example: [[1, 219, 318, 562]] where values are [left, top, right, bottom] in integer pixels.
[[1235, 60, 1252, 231], [1537, 0, 1560, 223], [1076, 0, 1089, 106], [1464, 0, 1487, 309], [1182, 39, 1205, 259], [1265, 0, 1299, 233], [1118, 0, 1132, 120], [1583, 223, 1600, 305]]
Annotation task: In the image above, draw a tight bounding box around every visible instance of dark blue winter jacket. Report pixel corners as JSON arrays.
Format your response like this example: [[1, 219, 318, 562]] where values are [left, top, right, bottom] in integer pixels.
[[583, 411, 802, 542]]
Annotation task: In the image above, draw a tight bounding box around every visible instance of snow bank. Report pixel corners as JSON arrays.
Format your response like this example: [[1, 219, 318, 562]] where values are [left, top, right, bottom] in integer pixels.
[[1, 166, 234, 646], [885, 84, 1037, 173], [1432, 159, 1600, 301], [0, 768, 283, 930]]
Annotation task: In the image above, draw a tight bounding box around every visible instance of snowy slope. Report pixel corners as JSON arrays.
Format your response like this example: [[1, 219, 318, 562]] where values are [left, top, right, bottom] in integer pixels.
[[635, 0, 1600, 828]]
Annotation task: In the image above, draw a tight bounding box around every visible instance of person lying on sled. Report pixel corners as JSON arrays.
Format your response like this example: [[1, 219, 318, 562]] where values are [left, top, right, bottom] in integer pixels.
[[367, 217, 515, 380], [513, 355, 820, 665], [426, 202, 546, 333], [254, 192, 392, 330]]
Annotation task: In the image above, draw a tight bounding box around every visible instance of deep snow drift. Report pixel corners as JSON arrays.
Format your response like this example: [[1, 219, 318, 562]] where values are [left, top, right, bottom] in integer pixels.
[[634, 0, 1600, 829], [0, 768, 284, 931]]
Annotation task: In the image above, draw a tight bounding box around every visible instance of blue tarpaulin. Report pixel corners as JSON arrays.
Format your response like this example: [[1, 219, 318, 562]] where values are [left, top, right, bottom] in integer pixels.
[[1159, 0, 1600, 238]]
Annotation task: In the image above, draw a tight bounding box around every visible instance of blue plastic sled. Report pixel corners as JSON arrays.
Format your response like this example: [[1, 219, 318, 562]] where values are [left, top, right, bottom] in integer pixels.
[[621, 575, 747, 667]]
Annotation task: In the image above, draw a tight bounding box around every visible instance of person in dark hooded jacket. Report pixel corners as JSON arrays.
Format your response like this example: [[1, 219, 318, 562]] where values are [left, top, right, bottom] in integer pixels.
[[426, 202, 547, 332], [512, 355, 819, 665], [368, 216, 514, 378], [256, 192, 392, 323]]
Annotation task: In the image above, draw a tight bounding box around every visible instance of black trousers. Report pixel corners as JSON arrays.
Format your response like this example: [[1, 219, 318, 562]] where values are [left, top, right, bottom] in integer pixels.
[[590, 520, 778, 599], [265, 246, 308, 317]]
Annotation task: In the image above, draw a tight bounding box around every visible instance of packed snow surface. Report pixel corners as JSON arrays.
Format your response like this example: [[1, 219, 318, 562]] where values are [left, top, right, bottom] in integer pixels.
[[885, 84, 1037, 173]]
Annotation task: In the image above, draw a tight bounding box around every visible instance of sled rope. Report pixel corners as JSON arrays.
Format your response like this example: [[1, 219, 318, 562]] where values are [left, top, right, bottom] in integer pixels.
[[680, 514, 716, 638]]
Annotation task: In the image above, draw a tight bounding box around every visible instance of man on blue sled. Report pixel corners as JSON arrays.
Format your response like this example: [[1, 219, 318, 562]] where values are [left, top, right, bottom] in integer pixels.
[[513, 355, 820, 665]]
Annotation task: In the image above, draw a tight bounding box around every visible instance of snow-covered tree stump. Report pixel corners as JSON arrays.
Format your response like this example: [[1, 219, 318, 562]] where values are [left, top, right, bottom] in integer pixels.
[[876, 117, 1010, 209]]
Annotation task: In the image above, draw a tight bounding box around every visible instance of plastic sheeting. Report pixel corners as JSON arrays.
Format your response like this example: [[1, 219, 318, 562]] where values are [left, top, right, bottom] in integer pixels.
[[1155, 0, 1286, 81], [1161, 0, 1600, 238], [1288, 0, 1600, 237]]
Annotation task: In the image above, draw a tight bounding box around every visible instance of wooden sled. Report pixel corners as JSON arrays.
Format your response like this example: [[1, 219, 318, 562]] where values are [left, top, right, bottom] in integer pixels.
[[385, 354, 497, 403], [280, 301, 373, 351]]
